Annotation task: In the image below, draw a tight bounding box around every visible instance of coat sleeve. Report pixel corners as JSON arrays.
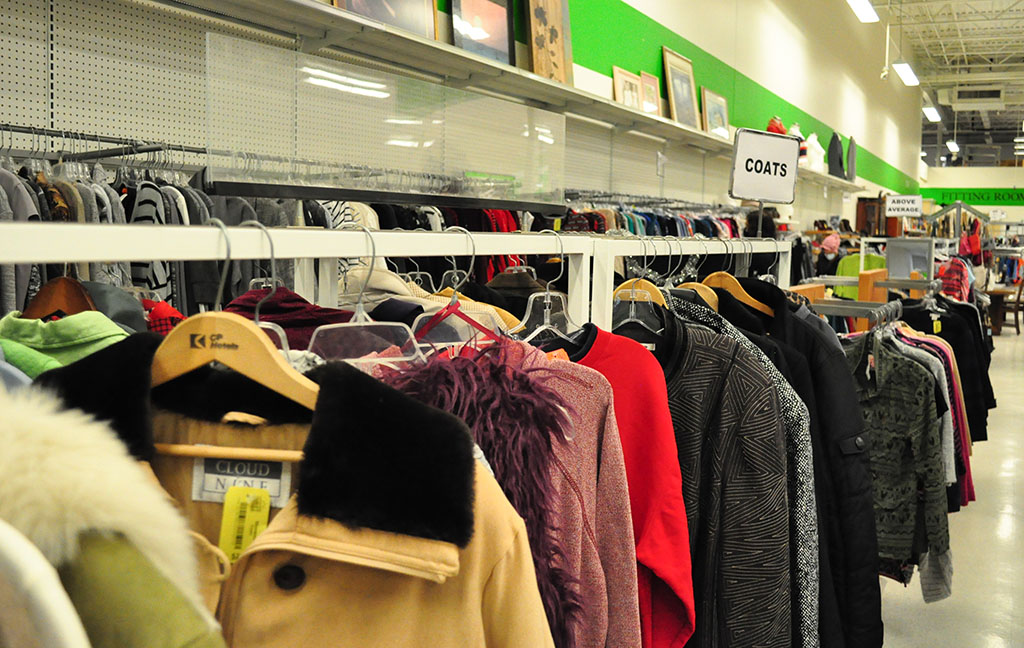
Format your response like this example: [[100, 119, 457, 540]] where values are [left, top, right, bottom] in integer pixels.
[[913, 378, 950, 557], [595, 403, 643, 648], [481, 525, 556, 648], [716, 352, 792, 648]]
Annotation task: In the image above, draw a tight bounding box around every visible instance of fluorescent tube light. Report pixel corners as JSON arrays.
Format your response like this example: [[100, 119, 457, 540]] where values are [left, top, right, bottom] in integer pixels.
[[921, 151, 927, 157], [892, 61, 920, 86], [922, 106, 941, 122], [304, 77, 390, 99], [946, 140, 960, 153], [385, 139, 419, 148], [846, 0, 880, 23], [1015, 137, 1024, 143], [300, 67, 387, 90]]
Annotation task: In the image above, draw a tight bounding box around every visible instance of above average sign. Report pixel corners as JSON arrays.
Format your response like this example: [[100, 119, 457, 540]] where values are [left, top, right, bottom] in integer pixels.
[[729, 128, 801, 204]]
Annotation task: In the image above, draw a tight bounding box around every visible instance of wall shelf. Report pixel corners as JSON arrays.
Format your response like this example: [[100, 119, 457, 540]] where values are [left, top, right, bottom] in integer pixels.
[[797, 167, 865, 194], [170, 0, 734, 155]]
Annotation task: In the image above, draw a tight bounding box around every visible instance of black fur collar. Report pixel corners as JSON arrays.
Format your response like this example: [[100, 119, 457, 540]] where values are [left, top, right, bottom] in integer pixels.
[[34, 334, 475, 547]]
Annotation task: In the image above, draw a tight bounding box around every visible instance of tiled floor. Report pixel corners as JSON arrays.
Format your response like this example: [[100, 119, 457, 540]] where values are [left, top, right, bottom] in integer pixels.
[[879, 331, 1023, 646]]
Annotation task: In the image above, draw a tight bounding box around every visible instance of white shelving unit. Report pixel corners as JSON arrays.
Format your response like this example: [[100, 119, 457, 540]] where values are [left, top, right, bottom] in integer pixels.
[[0, 222, 791, 327]]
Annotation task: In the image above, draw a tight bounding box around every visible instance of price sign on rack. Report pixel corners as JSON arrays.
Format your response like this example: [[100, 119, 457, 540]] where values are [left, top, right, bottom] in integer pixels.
[[729, 128, 801, 204]]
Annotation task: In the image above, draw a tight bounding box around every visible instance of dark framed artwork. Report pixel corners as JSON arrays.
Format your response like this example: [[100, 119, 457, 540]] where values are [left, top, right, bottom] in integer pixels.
[[663, 47, 699, 128], [452, 0, 515, 65], [342, 0, 437, 40]]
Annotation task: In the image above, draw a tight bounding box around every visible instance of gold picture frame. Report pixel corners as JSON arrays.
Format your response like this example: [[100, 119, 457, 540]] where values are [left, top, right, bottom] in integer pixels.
[[701, 87, 730, 139], [640, 71, 661, 117], [613, 66, 643, 111], [663, 47, 699, 128]]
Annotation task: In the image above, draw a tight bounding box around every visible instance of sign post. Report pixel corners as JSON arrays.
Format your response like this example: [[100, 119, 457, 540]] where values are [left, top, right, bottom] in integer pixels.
[[729, 128, 801, 236]]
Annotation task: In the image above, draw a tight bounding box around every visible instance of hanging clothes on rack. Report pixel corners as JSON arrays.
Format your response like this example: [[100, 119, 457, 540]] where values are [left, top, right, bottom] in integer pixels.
[[31, 330, 556, 648]]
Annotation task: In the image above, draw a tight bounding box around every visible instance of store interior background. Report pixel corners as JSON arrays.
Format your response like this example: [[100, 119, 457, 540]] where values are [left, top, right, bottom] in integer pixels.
[[5, 0, 1022, 222]]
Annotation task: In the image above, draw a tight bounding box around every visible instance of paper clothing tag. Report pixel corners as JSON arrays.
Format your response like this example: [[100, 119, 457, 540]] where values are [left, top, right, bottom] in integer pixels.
[[217, 486, 270, 562]]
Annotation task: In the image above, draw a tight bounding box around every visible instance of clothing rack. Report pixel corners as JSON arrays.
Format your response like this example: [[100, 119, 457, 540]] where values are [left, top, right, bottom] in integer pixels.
[[564, 189, 752, 214], [1, 122, 560, 212], [813, 299, 903, 327], [925, 200, 990, 238], [875, 278, 941, 294], [0, 223, 787, 326], [803, 275, 860, 287], [591, 236, 792, 328]]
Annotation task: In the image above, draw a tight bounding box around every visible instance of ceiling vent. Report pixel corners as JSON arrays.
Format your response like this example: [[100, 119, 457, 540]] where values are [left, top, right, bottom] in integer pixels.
[[938, 86, 1006, 111]]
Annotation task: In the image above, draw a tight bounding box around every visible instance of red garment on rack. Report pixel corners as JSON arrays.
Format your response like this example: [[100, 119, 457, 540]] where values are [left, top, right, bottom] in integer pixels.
[[572, 327, 696, 648]]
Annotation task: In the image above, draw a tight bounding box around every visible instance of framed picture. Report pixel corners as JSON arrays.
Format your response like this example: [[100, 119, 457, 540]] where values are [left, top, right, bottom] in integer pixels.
[[701, 87, 730, 139], [342, 0, 437, 40], [640, 71, 661, 116], [613, 67, 643, 111], [663, 47, 699, 128], [528, 0, 571, 83], [452, 0, 515, 65]]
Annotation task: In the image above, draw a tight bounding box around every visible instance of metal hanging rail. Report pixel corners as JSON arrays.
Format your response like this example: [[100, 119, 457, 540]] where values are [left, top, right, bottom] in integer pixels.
[[813, 299, 903, 326]]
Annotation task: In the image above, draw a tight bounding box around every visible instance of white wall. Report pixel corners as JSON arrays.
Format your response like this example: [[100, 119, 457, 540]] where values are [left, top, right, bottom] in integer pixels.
[[567, 0, 921, 231], [621, 0, 922, 181]]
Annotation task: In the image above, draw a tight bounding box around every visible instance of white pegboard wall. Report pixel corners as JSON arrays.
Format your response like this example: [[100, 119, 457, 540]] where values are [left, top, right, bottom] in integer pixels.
[[0, 0, 49, 140], [1, 0, 290, 153]]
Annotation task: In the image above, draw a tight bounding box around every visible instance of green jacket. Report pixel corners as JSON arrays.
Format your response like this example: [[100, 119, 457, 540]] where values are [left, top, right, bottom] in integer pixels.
[[0, 310, 128, 376], [832, 253, 885, 300]]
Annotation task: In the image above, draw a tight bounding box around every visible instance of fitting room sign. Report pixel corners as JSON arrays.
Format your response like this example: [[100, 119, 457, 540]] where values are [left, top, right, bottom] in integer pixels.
[[729, 129, 801, 204], [885, 195, 923, 217]]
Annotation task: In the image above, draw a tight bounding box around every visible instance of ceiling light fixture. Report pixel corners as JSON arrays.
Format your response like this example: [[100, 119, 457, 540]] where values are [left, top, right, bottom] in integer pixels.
[[923, 106, 941, 122], [946, 140, 960, 153], [892, 60, 919, 86], [1015, 137, 1024, 143], [846, 0, 880, 23], [921, 150, 927, 157]]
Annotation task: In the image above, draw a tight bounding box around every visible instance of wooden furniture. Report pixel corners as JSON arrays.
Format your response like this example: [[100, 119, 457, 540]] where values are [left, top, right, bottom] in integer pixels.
[[987, 285, 1022, 336]]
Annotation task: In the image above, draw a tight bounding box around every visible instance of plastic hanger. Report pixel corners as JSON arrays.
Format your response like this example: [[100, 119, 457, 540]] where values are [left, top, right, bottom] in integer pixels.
[[308, 223, 425, 367], [240, 220, 291, 353], [150, 218, 319, 412], [513, 230, 583, 344], [499, 253, 538, 280], [0, 125, 17, 173], [612, 237, 665, 334], [411, 227, 503, 346]]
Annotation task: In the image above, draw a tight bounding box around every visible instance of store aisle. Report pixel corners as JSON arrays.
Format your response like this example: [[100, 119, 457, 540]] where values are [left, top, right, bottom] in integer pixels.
[[880, 332, 1023, 646]]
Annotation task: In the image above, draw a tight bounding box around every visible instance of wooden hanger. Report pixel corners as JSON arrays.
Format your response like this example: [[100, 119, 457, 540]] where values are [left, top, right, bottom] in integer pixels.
[[151, 311, 319, 410], [613, 278, 667, 307], [21, 276, 96, 319], [676, 282, 719, 311], [702, 271, 774, 317]]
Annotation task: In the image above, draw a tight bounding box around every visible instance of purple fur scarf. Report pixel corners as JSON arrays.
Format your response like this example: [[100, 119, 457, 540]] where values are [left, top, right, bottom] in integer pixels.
[[380, 340, 582, 648]]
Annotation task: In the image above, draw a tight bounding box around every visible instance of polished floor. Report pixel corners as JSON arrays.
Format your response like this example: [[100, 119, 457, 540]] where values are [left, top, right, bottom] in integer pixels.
[[880, 332, 1023, 646]]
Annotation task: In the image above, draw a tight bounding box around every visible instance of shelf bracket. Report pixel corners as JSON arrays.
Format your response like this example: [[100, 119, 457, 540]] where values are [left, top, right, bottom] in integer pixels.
[[298, 29, 359, 53]]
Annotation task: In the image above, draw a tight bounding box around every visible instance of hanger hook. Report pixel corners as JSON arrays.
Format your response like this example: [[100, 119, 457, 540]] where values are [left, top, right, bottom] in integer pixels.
[[207, 218, 232, 311], [239, 220, 277, 324], [339, 222, 376, 320], [444, 226, 476, 294], [538, 228, 566, 290]]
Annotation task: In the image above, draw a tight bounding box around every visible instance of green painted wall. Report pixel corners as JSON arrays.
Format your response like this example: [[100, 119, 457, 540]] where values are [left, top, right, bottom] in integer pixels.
[[563, 0, 917, 193], [921, 188, 1024, 206], [436, 0, 917, 193]]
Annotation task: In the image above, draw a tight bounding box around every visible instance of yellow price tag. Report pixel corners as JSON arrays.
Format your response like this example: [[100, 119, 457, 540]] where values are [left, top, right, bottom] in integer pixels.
[[933, 319, 942, 334], [218, 486, 270, 562]]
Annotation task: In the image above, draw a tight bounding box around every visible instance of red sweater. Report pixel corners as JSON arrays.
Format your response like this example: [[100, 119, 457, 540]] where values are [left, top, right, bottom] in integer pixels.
[[572, 326, 696, 648]]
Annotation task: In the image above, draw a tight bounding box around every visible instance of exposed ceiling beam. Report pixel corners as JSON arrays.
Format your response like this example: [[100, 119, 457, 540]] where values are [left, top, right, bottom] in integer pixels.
[[922, 70, 1024, 83]]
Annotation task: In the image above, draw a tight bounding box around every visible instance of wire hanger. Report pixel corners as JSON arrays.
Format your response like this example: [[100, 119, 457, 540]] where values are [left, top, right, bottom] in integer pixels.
[[308, 224, 425, 367], [514, 229, 582, 344], [150, 218, 320, 411]]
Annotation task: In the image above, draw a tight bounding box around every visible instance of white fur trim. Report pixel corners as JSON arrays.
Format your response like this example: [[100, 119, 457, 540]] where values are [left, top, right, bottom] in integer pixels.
[[0, 385, 204, 613]]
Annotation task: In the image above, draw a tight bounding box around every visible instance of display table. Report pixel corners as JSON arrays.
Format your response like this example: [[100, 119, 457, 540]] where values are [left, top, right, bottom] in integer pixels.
[[986, 286, 1017, 335]]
